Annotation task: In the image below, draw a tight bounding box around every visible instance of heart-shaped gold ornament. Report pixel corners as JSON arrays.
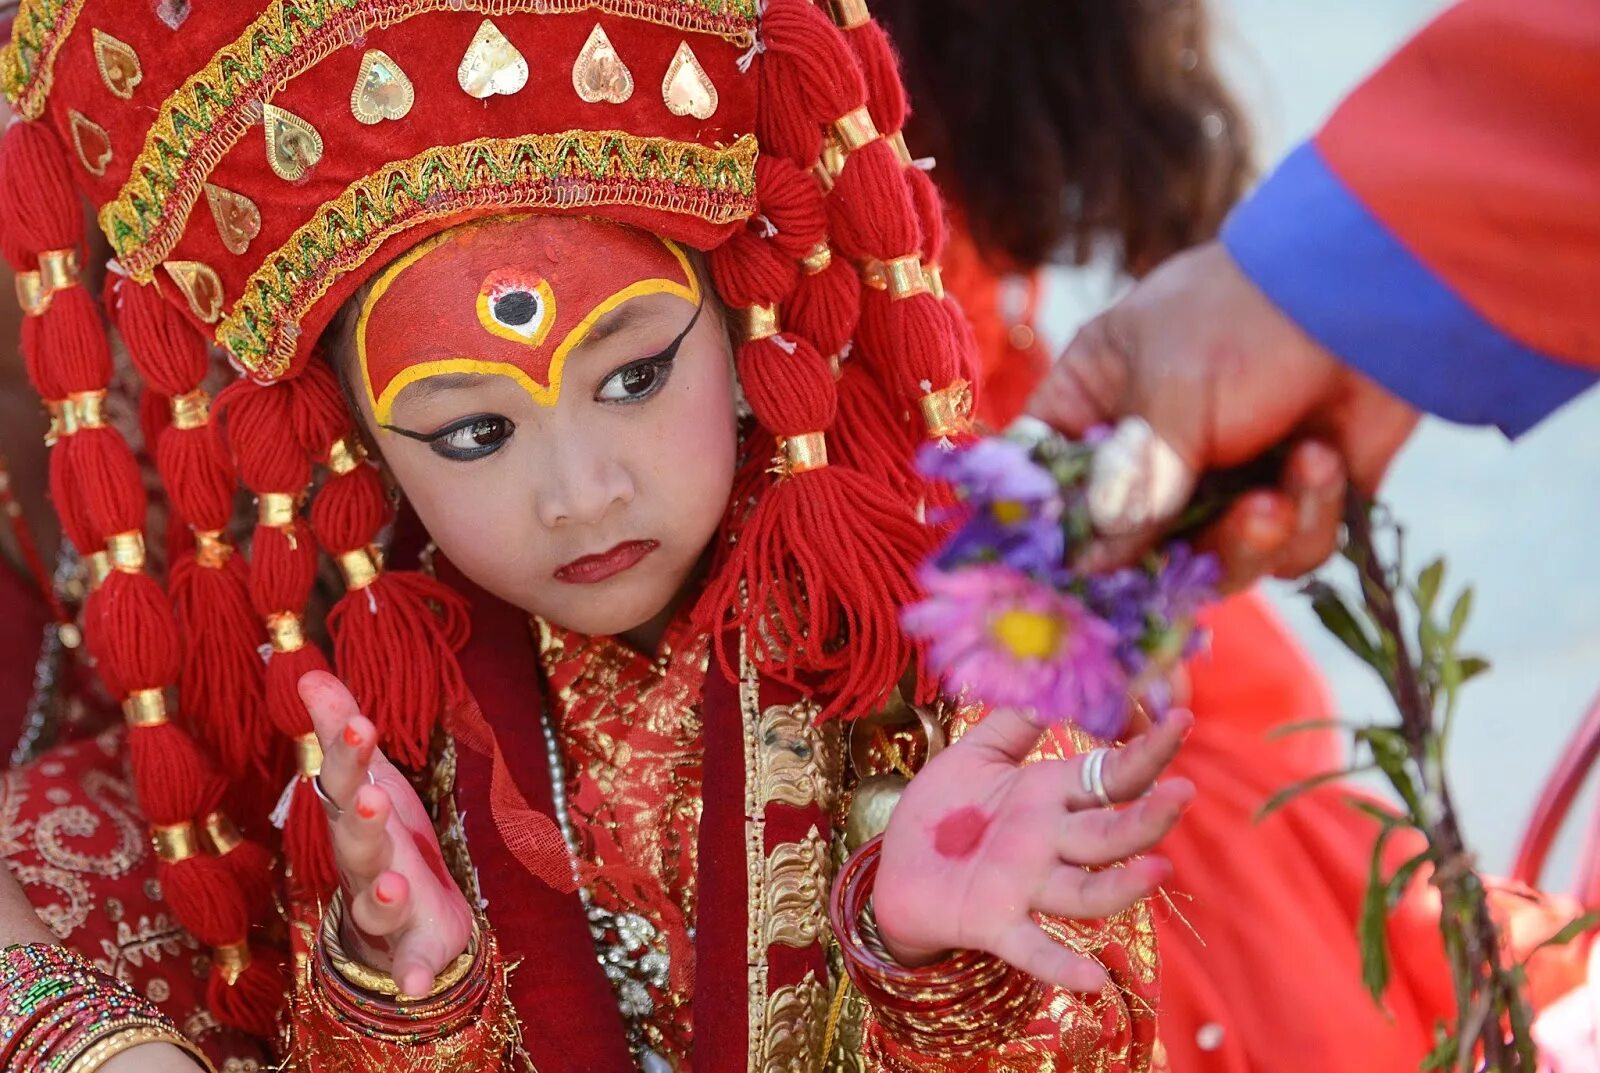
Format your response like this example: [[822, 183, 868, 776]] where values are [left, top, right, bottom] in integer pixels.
[[662, 41, 717, 121], [204, 184, 262, 257], [163, 260, 225, 323], [458, 20, 528, 100], [351, 49, 414, 125], [68, 111, 114, 177], [263, 104, 323, 182], [92, 29, 142, 99], [572, 24, 633, 105]]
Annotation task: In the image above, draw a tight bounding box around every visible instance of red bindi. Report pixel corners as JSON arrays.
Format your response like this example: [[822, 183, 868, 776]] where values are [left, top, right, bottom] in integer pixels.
[[933, 806, 991, 861]]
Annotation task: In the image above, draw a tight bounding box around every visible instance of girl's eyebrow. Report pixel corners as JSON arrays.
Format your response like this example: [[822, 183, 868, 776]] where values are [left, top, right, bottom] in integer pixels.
[[575, 295, 694, 351]]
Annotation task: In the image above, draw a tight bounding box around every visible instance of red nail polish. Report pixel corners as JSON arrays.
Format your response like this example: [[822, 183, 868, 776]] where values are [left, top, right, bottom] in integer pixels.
[[355, 796, 378, 820], [343, 724, 362, 748], [375, 878, 395, 905]]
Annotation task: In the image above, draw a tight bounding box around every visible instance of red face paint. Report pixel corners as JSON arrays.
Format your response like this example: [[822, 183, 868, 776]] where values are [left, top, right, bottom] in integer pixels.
[[933, 806, 991, 861], [356, 216, 699, 424]]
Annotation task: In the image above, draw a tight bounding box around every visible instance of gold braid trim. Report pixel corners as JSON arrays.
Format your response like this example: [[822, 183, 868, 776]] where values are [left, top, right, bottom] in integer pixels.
[[218, 131, 759, 379], [0, 0, 86, 119], [98, 0, 758, 278]]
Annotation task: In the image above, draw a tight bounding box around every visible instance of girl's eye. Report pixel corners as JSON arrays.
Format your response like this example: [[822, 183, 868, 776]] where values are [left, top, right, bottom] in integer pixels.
[[597, 357, 672, 403], [431, 416, 513, 460]]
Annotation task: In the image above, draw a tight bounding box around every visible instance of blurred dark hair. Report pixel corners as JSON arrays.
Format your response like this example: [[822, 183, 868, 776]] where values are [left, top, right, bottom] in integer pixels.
[[873, 0, 1253, 273]]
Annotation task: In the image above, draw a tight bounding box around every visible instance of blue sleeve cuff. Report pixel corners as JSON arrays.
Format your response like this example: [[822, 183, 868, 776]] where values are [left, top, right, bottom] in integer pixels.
[[1221, 142, 1596, 438]]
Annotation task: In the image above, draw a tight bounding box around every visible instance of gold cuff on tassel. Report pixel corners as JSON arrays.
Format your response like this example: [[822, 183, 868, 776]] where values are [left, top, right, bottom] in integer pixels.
[[814, 137, 847, 188], [86, 551, 112, 591], [267, 611, 307, 654], [336, 546, 381, 591], [888, 130, 914, 168], [107, 531, 146, 573], [202, 812, 243, 857], [327, 434, 367, 477], [883, 255, 929, 300], [43, 400, 64, 446], [169, 390, 211, 430], [924, 263, 945, 300], [773, 432, 828, 478], [14, 248, 80, 317], [152, 822, 198, 864], [801, 242, 834, 275], [213, 942, 251, 987], [739, 304, 780, 342], [919, 380, 974, 439], [55, 391, 109, 439], [296, 733, 324, 778], [833, 107, 880, 153], [257, 492, 298, 529], [122, 688, 168, 728], [193, 529, 232, 568], [826, 0, 872, 28]]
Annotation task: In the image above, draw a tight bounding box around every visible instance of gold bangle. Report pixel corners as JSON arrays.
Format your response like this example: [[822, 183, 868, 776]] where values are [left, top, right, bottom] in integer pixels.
[[64, 1018, 214, 1073], [322, 890, 479, 999]]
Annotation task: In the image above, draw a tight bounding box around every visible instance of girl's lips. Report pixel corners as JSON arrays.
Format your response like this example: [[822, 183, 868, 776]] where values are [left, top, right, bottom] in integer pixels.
[[553, 539, 659, 584]]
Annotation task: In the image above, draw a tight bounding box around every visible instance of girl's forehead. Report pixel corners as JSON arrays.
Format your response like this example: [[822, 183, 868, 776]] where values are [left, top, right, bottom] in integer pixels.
[[356, 215, 699, 422]]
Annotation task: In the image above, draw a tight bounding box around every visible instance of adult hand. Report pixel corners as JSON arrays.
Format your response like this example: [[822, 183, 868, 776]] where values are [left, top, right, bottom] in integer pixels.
[[1029, 241, 1419, 587], [301, 670, 475, 999]]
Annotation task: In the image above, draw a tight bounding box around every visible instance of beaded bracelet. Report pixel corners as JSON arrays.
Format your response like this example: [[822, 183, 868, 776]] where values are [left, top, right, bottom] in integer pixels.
[[827, 836, 1044, 1058], [0, 943, 213, 1072]]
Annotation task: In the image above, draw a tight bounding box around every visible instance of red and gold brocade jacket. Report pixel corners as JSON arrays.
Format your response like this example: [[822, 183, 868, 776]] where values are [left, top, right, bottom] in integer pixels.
[[1, 569, 1161, 1072]]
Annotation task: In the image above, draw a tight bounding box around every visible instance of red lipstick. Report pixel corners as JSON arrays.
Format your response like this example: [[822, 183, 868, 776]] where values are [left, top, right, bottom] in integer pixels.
[[553, 540, 659, 584]]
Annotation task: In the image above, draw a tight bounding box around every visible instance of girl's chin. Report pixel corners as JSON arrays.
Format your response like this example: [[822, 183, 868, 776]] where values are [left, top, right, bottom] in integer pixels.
[[522, 588, 675, 639]]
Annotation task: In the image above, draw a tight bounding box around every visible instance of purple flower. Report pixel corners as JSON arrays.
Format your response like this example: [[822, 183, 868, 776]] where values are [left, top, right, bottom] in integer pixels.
[[903, 565, 1131, 737], [1152, 543, 1221, 624], [920, 440, 1066, 574]]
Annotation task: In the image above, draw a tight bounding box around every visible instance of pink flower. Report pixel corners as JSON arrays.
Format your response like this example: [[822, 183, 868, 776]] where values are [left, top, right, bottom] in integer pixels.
[[903, 564, 1131, 737]]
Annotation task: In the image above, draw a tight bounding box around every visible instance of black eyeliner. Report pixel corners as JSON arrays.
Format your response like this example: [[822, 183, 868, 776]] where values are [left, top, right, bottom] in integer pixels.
[[381, 413, 502, 443], [600, 301, 704, 394]]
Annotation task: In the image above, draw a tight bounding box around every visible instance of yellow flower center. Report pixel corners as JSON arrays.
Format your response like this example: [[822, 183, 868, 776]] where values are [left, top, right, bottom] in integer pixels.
[[990, 500, 1029, 525], [990, 609, 1063, 660]]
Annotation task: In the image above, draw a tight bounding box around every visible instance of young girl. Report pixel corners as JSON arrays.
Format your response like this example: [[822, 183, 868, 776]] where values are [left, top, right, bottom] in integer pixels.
[[0, 2, 1188, 1069]]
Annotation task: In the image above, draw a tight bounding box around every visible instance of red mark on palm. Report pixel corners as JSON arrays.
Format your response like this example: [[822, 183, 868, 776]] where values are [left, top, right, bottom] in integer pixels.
[[933, 805, 991, 860]]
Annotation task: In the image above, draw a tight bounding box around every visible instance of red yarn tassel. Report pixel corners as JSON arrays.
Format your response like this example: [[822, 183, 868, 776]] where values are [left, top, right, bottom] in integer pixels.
[[695, 465, 927, 718], [786, 254, 861, 362], [159, 854, 248, 948], [327, 571, 470, 769], [845, 18, 908, 136], [207, 946, 288, 1039], [127, 723, 227, 823], [284, 778, 338, 901], [263, 643, 328, 740], [170, 551, 270, 778], [218, 836, 279, 923]]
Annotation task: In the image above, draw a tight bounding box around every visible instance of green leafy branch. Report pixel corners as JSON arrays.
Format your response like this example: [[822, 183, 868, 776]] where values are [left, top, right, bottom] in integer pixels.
[[1268, 491, 1594, 1072]]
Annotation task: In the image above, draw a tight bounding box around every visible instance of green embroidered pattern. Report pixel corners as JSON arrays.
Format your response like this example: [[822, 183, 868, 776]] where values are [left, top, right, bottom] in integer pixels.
[[217, 130, 758, 380], [1, 0, 87, 120], [98, 0, 760, 280]]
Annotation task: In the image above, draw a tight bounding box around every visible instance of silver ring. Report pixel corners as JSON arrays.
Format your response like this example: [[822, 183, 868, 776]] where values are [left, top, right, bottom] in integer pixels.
[[1080, 747, 1114, 808], [312, 769, 375, 818]]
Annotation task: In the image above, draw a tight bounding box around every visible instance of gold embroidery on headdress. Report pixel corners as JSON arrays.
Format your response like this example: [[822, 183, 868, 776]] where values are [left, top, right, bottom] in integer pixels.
[[573, 23, 634, 104], [458, 19, 528, 99], [68, 109, 113, 176], [662, 41, 717, 120], [351, 49, 415, 124], [203, 184, 261, 257], [163, 260, 224, 323], [0, 0, 87, 119], [263, 103, 324, 182], [91, 29, 141, 99]]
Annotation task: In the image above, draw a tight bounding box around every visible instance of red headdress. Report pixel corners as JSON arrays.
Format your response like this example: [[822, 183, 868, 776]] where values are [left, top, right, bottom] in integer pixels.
[[1, 0, 977, 1035]]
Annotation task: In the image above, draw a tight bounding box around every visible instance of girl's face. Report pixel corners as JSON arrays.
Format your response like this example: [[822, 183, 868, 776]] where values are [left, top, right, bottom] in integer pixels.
[[348, 215, 738, 641]]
